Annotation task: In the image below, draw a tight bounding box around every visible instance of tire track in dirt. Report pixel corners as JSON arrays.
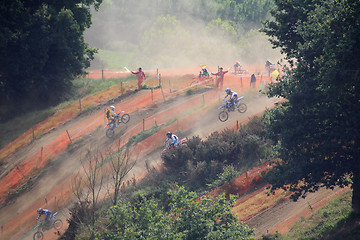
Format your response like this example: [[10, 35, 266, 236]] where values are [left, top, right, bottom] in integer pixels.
[[245, 186, 350, 238]]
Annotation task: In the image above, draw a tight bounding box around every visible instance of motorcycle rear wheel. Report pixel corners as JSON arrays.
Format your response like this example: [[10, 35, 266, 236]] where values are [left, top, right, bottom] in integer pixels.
[[121, 114, 130, 124], [218, 111, 228, 122], [237, 103, 247, 113], [33, 231, 43, 240], [106, 128, 115, 138]]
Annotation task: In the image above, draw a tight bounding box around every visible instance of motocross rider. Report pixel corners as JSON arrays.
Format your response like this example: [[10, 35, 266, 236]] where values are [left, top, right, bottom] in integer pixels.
[[106, 105, 118, 126], [36, 208, 53, 224], [224, 88, 238, 108], [165, 132, 180, 148]]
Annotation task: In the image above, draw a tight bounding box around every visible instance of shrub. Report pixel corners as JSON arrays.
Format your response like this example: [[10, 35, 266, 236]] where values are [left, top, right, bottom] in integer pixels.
[[241, 134, 261, 161], [207, 165, 242, 189], [161, 119, 273, 192], [95, 187, 255, 240], [59, 201, 92, 240], [162, 145, 193, 174]]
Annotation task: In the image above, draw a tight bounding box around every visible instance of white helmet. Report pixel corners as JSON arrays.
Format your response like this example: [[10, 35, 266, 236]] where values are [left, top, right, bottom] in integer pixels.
[[37, 208, 42, 213], [110, 105, 115, 111]]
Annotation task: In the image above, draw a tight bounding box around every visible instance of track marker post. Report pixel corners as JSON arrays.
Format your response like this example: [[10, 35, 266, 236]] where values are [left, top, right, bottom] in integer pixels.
[[66, 130, 72, 143]]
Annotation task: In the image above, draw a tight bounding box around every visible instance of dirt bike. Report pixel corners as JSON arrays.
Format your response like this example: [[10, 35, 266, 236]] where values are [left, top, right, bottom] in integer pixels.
[[105, 111, 130, 138], [218, 96, 247, 122], [232, 66, 249, 75], [33, 212, 63, 240], [161, 137, 188, 154]]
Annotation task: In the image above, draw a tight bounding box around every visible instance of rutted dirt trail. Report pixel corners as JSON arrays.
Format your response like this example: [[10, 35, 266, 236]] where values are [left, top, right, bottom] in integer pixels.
[[0, 69, 345, 240], [1, 71, 269, 239]]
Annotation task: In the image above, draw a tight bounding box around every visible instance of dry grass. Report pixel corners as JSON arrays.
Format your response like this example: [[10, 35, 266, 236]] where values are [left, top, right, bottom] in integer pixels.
[[233, 187, 289, 221]]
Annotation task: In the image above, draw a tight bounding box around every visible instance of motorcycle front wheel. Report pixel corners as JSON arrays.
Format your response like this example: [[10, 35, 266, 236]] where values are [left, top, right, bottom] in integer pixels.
[[237, 103, 247, 113], [121, 114, 130, 124], [33, 231, 43, 240], [53, 219, 63, 230], [106, 128, 115, 138], [218, 111, 229, 122]]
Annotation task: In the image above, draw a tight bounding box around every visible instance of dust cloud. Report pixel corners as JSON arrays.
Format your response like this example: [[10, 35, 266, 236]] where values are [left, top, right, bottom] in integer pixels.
[[84, 0, 282, 71]]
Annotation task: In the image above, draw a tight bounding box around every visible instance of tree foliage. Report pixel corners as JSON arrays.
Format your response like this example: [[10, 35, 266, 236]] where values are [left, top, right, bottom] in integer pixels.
[[262, 0, 360, 214], [95, 186, 254, 240], [0, 0, 102, 120], [86, 0, 276, 69]]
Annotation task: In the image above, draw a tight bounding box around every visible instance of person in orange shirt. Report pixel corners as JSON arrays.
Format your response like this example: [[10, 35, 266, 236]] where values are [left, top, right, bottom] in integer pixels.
[[131, 67, 146, 89], [211, 67, 228, 89]]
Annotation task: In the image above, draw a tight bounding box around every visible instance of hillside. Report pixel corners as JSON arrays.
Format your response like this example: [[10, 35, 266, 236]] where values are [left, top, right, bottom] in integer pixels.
[[0, 67, 352, 240]]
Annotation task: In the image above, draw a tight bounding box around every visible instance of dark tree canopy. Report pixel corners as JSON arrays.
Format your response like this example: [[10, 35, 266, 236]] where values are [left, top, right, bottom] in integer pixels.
[[0, 0, 102, 120], [262, 0, 360, 214]]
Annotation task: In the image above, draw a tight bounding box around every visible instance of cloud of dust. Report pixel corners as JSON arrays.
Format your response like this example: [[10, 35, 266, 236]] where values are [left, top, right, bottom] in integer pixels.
[[85, 0, 283, 71]]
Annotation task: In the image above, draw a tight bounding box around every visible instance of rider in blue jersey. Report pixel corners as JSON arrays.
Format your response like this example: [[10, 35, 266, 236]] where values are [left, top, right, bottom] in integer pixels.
[[36, 208, 53, 223]]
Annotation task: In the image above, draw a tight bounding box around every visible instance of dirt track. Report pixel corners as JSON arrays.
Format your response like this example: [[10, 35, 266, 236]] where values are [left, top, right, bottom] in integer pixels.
[[246, 186, 350, 238], [0, 70, 345, 240]]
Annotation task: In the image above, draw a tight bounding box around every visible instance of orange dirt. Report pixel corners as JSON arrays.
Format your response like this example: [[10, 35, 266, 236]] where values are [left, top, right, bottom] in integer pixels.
[[1, 66, 328, 240]]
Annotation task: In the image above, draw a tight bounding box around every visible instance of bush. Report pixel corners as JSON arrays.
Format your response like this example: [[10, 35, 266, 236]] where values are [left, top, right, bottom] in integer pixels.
[[207, 165, 242, 189], [160, 119, 273, 192], [59, 201, 92, 240], [242, 134, 261, 161], [95, 187, 255, 239]]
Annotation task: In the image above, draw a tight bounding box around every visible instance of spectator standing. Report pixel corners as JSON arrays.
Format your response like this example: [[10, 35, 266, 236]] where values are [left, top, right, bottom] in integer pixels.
[[211, 67, 228, 89], [234, 61, 241, 74], [131, 67, 146, 89], [250, 74, 257, 88]]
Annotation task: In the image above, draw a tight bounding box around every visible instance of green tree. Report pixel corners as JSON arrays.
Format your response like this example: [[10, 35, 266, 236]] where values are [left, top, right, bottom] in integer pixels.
[[0, 0, 102, 119], [138, 14, 193, 68], [96, 187, 254, 239], [262, 0, 360, 214], [205, 18, 237, 41]]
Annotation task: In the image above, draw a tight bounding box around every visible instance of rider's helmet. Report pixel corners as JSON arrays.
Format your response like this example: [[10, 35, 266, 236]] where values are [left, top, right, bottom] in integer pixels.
[[166, 132, 172, 137], [139, 67, 142, 71], [219, 67, 223, 70], [37, 208, 42, 213], [225, 88, 231, 94], [110, 105, 115, 111]]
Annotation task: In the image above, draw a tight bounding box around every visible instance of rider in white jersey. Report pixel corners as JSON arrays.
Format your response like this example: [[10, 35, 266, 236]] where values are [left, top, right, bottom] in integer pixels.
[[165, 132, 180, 147]]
